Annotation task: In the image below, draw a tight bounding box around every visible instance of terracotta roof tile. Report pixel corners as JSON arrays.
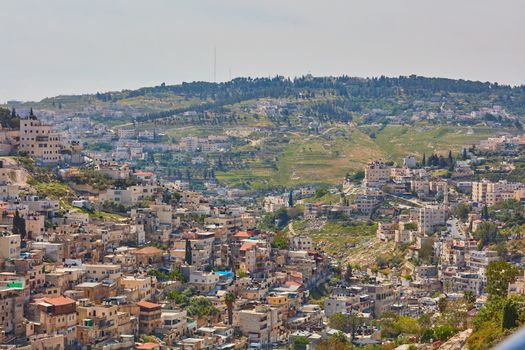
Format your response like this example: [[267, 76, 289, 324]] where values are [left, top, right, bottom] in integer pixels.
[[42, 296, 76, 306], [137, 300, 161, 309]]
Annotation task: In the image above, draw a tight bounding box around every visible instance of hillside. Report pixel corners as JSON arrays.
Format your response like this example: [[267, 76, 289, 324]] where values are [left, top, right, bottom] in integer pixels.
[[3, 75, 524, 190], [5, 75, 525, 123], [215, 124, 510, 189]]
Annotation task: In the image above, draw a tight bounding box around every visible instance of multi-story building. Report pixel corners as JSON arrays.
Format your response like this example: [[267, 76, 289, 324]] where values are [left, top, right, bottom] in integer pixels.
[[82, 264, 122, 282], [472, 179, 522, 205], [161, 309, 188, 341], [36, 296, 77, 347], [189, 271, 220, 293], [418, 205, 448, 235], [0, 232, 20, 263], [451, 272, 484, 296], [19, 117, 62, 163], [364, 161, 391, 188], [137, 300, 162, 334], [466, 250, 499, 271], [354, 193, 384, 215], [290, 236, 313, 251], [76, 299, 119, 346], [363, 283, 396, 317], [238, 306, 282, 347], [0, 285, 25, 336]]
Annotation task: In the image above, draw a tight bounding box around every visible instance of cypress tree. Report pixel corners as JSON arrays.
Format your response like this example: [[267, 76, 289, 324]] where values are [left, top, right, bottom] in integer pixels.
[[502, 299, 518, 330], [184, 238, 192, 265]]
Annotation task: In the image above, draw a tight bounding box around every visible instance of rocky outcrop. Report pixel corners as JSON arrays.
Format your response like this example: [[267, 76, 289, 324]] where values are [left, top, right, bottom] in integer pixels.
[[438, 329, 472, 350]]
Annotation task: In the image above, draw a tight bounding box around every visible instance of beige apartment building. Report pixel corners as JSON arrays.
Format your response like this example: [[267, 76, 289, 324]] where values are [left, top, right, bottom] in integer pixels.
[[237, 306, 282, 347], [364, 161, 391, 188], [36, 296, 77, 347], [418, 205, 448, 235], [0, 286, 25, 336], [19, 117, 62, 163], [0, 232, 20, 263], [472, 179, 523, 205]]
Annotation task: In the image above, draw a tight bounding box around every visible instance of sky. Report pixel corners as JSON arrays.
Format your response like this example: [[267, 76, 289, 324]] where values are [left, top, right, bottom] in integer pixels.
[[1, 0, 524, 102]]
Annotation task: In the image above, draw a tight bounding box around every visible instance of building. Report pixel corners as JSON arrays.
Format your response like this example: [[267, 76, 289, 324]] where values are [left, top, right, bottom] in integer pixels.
[[364, 161, 391, 188], [0, 285, 25, 336], [363, 283, 396, 317], [36, 296, 77, 347], [19, 117, 63, 163], [418, 205, 448, 235], [189, 271, 220, 293], [238, 306, 282, 347], [403, 155, 417, 169], [0, 232, 20, 263], [137, 300, 162, 334], [290, 236, 313, 251], [472, 180, 522, 206]]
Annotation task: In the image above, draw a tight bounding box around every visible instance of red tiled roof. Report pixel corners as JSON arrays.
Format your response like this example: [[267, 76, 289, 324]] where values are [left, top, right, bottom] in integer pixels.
[[42, 296, 75, 306], [240, 242, 256, 251], [234, 231, 251, 238], [137, 300, 161, 309], [136, 343, 160, 349]]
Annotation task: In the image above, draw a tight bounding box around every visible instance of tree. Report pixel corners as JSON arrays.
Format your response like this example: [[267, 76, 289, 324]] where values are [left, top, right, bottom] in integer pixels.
[[433, 325, 455, 341], [344, 264, 353, 282], [452, 203, 471, 221], [329, 312, 361, 337], [271, 231, 288, 249], [501, 298, 518, 330], [421, 328, 434, 343], [187, 296, 218, 319], [422, 153, 426, 167], [329, 312, 350, 332], [393, 316, 420, 335], [486, 261, 519, 299], [462, 148, 468, 160], [185, 238, 192, 265], [438, 297, 448, 313], [482, 206, 490, 220], [317, 332, 351, 350], [224, 291, 236, 325], [288, 190, 294, 207], [12, 210, 26, 239], [473, 221, 500, 249], [463, 290, 476, 307], [292, 336, 309, 350]]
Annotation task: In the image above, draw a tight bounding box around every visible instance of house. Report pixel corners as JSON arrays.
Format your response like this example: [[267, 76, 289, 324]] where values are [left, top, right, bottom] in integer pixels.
[[36, 296, 77, 347], [137, 300, 162, 334]]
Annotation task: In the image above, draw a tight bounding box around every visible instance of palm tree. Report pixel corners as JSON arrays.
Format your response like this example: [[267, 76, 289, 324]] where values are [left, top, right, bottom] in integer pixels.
[[224, 291, 236, 325]]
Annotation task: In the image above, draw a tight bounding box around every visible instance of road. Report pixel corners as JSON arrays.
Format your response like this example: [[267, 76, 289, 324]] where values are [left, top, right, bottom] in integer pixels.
[[447, 218, 466, 240]]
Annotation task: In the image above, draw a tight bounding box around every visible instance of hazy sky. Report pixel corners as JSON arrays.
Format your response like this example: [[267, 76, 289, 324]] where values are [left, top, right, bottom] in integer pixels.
[[1, 0, 524, 102]]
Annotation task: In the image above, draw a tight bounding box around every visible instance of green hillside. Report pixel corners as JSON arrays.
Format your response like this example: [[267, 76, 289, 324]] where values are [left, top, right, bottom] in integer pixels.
[[216, 124, 511, 189]]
